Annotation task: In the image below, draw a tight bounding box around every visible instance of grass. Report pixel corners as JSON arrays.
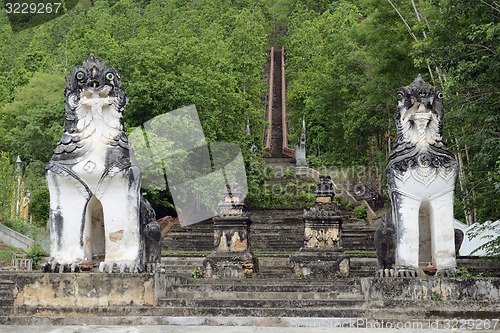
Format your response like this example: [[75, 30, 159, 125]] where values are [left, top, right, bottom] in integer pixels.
[[0, 242, 24, 265]]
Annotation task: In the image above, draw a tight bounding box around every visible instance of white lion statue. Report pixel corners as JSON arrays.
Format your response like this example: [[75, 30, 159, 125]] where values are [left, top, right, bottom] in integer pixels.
[[376, 75, 458, 277], [45, 55, 160, 273]]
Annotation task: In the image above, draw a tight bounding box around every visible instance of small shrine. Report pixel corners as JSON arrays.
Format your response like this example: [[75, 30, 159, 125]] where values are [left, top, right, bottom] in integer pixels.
[[291, 176, 349, 278], [203, 181, 255, 278]]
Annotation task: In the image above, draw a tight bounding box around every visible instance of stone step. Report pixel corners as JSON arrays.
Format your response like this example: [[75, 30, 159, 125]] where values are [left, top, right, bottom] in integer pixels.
[[9, 300, 499, 320], [160, 255, 378, 277], [163, 207, 377, 253], [161, 256, 206, 265], [0, 281, 14, 316], [166, 289, 363, 300], [167, 281, 361, 294], [158, 298, 367, 309], [7, 306, 371, 320], [4, 307, 500, 326], [0, 290, 13, 299], [0, 299, 14, 308]]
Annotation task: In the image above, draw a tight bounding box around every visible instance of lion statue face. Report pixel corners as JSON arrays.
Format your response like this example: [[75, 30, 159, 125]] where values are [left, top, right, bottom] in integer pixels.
[[395, 74, 444, 148], [52, 55, 129, 163], [387, 75, 457, 185], [67, 54, 123, 98]]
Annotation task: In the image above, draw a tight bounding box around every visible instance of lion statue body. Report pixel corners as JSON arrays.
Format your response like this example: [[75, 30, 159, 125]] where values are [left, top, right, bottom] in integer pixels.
[[376, 75, 458, 277], [45, 55, 160, 273]]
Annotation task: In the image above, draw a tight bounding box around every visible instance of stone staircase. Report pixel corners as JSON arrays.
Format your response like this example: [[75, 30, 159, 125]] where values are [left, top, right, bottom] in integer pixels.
[[4, 274, 499, 325], [164, 209, 375, 254], [0, 280, 14, 318], [262, 157, 295, 175], [159, 278, 368, 318]]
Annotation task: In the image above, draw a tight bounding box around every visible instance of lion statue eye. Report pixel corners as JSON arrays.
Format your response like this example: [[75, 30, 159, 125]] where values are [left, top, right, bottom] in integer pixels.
[[396, 92, 404, 101], [76, 71, 85, 80], [106, 72, 114, 81], [437, 92, 444, 99]]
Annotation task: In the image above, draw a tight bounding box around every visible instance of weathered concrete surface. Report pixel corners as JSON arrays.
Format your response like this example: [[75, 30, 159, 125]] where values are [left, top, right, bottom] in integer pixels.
[[0, 323, 499, 333], [11, 273, 185, 307], [3, 273, 500, 325], [361, 277, 500, 301]]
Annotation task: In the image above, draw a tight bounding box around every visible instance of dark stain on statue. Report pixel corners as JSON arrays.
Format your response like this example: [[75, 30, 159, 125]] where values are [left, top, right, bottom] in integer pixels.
[[52, 207, 64, 249], [80, 198, 91, 247]]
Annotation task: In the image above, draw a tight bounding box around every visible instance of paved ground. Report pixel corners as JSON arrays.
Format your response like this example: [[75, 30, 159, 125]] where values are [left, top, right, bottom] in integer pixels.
[[1, 326, 499, 333]]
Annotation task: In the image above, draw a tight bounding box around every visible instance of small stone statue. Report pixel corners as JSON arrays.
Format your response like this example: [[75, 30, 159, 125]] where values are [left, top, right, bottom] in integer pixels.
[[295, 118, 307, 167]]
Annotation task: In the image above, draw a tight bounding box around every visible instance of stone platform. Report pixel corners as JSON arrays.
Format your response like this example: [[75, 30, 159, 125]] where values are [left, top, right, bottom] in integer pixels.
[[0, 272, 499, 325]]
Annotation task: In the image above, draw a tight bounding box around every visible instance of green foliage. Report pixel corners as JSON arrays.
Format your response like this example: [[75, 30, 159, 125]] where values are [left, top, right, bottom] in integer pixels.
[[457, 266, 472, 278], [4, 216, 40, 239], [0, 152, 15, 222], [27, 241, 47, 269], [468, 222, 500, 260], [285, 0, 415, 167], [334, 196, 355, 211], [423, 0, 500, 224], [0, 0, 497, 231], [353, 205, 367, 220], [191, 266, 203, 279], [0, 244, 19, 262], [0, 0, 271, 223], [431, 293, 443, 302]]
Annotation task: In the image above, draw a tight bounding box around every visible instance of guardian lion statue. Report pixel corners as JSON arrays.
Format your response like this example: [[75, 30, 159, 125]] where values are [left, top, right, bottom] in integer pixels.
[[45, 55, 161, 273], [376, 75, 458, 277]]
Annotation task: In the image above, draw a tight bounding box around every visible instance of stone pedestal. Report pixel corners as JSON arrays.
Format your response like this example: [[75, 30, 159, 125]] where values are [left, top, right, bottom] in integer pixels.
[[291, 176, 350, 278], [294, 166, 308, 177], [203, 181, 256, 278]]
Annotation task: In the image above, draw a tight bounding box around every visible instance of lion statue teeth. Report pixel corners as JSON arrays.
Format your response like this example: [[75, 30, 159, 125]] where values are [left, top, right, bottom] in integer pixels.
[[375, 75, 459, 278], [45, 55, 160, 273]]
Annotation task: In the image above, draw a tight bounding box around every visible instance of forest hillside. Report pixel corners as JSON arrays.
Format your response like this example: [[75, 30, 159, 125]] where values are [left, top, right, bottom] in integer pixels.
[[0, 0, 497, 231]]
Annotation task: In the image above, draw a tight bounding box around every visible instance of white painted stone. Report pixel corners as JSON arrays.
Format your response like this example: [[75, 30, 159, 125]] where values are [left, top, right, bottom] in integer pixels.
[[455, 219, 500, 256], [45, 56, 158, 273], [385, 75, 458, 276]]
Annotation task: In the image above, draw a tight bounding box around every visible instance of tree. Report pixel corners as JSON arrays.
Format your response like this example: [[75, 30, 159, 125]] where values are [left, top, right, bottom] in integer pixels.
[[0, 153, 16, 222]]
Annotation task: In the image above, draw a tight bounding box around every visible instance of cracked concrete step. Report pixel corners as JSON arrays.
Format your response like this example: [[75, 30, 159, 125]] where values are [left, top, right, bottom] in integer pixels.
[[166, 290, 363, 300], [158, 298, 367, 309], [167, 283, 362, 294], [8, 304, 363, 318], [9, 301, 499, 321], [5, 291, 500, 323]]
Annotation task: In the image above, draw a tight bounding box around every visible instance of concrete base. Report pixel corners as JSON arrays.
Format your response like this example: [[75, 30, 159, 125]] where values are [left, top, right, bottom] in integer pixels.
[[290, 249, 350, 278], [1, 273, 499, 325], [5, 272, 184, 308]]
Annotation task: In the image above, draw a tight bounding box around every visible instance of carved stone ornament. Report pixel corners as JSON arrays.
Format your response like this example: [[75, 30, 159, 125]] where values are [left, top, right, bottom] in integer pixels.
[[203, 181, 255, 279], [387, 75, 458, 188], [290, 176, 348, 278], [44, 55, 160, 273]]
